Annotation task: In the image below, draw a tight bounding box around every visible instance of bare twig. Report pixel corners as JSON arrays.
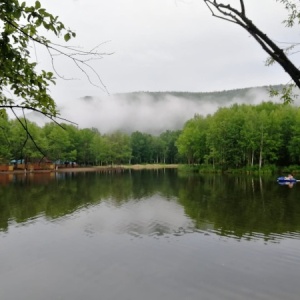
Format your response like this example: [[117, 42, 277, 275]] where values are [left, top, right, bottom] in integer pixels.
[[4, 15, 111, 92], [11, 108, 47, 159]]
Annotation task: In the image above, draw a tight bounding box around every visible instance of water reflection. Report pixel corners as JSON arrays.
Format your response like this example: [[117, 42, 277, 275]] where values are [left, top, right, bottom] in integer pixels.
[[0, 170, 300, 242], [1, 171, 300, 300], [277, 181, 296, 188], [177, 174, 300, 241], [72, 196, 195, 238]]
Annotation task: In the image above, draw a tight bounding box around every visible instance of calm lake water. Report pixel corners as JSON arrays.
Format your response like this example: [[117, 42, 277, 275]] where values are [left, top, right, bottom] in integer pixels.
[[0, 169, 300, 300]]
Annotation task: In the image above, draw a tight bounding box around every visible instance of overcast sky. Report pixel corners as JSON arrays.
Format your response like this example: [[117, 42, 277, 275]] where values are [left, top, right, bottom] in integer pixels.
[[30, 0, 299, 104]]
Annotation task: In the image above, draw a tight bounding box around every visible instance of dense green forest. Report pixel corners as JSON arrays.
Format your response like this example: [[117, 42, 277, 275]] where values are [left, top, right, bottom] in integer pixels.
[[177, 101, 300, 171], [1, 101, 300, 170], [0, 109, 181, 165]]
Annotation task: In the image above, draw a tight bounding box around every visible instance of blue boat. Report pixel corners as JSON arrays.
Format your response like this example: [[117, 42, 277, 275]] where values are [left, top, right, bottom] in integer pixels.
[[277, 176, 297, 182]]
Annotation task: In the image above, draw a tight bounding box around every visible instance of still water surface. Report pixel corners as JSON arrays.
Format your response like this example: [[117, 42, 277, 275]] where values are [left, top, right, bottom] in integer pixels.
[[0, 170, 299, 300]]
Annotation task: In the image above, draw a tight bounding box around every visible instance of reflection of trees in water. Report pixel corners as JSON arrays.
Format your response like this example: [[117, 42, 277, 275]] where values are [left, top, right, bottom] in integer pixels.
[[0, 171, 300, 241], [0, 170, 178, 231], [177, 174, 300, 240]]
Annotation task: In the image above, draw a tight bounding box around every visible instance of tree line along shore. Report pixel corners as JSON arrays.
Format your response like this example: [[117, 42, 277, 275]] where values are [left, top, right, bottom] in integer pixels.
[[1, 101, 300, 173]]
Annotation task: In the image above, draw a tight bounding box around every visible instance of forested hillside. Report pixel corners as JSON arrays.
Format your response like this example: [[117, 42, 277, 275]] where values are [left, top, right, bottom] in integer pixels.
[[28, 85, 287, 134], [114, 85, 282, 104]]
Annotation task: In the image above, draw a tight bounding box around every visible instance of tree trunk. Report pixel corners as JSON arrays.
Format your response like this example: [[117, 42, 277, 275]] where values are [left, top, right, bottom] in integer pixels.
[[259, 128, 264, 170]]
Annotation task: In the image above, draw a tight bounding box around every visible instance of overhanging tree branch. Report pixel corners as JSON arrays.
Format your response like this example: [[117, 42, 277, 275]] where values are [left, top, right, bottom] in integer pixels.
[[203, 0, 300, 92], [0, 0, 111, 118], [11, 107, 46, 160], [0, 104, 78, 127], [4, 15, 112, 92], [0, 0, 111, 159]]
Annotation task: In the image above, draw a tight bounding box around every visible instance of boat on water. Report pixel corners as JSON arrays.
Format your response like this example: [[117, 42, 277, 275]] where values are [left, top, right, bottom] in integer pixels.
[[277, 176, 297, 183]]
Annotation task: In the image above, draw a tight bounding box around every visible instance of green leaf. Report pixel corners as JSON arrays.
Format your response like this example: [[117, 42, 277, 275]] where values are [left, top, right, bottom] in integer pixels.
[[35, 1, 41, 9], [43, 21, 50, 30], [36, 18, 42, 27], [64, 33, 71, 42], [38, 8, 46, 15]]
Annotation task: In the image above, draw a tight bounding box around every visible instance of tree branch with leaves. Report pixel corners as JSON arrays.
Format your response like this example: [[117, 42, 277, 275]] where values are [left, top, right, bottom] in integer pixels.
[[0, 0, 110, 160], [0, 0, 109, 116]]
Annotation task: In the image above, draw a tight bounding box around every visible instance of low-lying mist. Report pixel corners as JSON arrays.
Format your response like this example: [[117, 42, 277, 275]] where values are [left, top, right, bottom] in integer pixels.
[[29, 86, 287, 134]]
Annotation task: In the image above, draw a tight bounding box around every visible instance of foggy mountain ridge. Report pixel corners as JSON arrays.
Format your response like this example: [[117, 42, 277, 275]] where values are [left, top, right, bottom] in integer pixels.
[[85, 85, 283, 104], [29, 85, 292, 135]]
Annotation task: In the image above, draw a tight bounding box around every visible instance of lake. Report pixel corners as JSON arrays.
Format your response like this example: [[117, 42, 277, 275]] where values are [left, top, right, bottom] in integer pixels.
[[0, 169, 299, 300]]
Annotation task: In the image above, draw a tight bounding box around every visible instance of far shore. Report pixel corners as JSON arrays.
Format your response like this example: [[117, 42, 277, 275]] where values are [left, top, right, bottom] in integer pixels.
[[0, 164, 178, 174]]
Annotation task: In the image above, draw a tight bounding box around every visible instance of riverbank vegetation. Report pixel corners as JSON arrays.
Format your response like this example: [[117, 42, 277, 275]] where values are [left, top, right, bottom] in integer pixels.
[[1, 101, 300, 173], [0, 109, 181, 166], [177, 101, 300, 173]]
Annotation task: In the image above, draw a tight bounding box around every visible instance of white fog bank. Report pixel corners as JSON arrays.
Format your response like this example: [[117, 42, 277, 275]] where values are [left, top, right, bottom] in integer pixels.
[[28, 86, 290, 134]]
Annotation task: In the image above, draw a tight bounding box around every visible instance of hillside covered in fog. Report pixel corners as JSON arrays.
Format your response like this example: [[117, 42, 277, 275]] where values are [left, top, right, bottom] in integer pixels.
[[29, 85, 289, 134]]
